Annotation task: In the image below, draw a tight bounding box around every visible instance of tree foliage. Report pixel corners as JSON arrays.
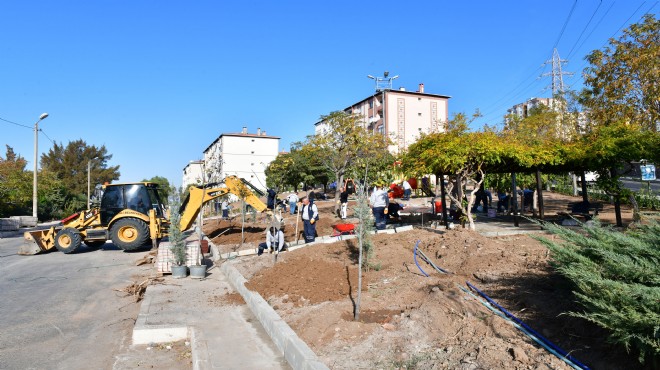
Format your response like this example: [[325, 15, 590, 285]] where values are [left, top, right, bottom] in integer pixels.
[[0, 146, 32, 217], [581, 14, 660, 132], [403, 113, 517, 229], [41, 139, 120, 196], [141, 176, 171, 205], [534, 221, 660, 364]]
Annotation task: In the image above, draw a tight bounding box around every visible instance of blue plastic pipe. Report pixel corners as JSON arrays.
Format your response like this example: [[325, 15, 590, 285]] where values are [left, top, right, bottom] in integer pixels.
[[413, 240, 429, 277], [458, 285, 583, 370], [466, 281, 590, 370]]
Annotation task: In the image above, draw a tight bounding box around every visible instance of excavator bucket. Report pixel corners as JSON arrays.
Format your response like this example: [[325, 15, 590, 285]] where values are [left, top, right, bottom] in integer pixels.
[[19, 227, 59, 255]]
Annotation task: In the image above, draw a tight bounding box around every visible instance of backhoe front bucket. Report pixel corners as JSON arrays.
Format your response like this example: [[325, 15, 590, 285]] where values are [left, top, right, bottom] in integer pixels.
[[19, 227, 59, 255]]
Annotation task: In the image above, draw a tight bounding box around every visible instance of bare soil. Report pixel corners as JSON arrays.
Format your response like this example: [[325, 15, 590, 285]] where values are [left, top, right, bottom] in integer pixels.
[[206, 191, 645, 369]]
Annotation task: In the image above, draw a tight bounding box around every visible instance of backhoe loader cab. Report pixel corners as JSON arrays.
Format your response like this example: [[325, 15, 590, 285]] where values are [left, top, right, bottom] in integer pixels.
[[99, 183, 165, 224]]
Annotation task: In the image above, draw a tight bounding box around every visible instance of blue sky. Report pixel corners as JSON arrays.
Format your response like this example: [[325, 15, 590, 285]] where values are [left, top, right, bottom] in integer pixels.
[[1, 1, 657, 187]]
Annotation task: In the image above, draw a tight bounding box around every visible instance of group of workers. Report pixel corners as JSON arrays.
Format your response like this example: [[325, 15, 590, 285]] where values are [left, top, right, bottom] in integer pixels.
[[236, 179, 419, 256]]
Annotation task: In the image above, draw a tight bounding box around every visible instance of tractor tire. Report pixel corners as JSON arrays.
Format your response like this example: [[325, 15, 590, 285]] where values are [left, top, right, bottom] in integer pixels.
[[84, 240, 106, 249], [55, 228, 82, 254], [110, 218, 150, 251]]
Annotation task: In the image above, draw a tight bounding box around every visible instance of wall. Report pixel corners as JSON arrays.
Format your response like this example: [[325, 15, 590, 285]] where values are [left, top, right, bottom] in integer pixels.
[[385, 91, 448, 154]]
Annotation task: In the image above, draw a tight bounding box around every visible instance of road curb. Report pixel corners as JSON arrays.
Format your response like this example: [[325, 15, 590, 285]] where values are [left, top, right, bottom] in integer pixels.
[[220, 262, 330, 370], [132, 285, 189, 345], [190, 327, 210, 370]]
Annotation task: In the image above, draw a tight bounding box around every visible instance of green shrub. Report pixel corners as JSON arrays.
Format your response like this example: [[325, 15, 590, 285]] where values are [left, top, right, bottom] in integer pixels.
[[534, 221, 660, 364]]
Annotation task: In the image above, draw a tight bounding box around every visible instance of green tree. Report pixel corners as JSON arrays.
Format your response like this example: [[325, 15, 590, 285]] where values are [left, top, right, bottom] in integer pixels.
[[265, 152, 294, 190], [41, 139, 120, 196], [403, 113, 517, 229], [581, 14, 660, 132], [141, 176, 171, 205], [0, 146, 32, 217], [309, 111, 391, 213]]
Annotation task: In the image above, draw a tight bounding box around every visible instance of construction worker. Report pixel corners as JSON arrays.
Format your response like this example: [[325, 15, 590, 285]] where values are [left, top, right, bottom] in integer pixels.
[[257, 226, 286, 255], [402, 179, 412, 200], [369, 181, 389, 230], [339, 186, 349, 219], [221, 199, 230, 219], [300, 197, 319, 243], [286, 192, 299, 215]]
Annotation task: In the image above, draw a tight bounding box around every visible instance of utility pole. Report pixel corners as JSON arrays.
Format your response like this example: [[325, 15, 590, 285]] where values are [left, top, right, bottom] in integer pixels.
[[87, 160, 91, 209]]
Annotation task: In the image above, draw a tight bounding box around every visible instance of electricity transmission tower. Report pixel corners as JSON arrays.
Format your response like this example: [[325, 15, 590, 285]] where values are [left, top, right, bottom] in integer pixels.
[[542, 48, 573, 96]]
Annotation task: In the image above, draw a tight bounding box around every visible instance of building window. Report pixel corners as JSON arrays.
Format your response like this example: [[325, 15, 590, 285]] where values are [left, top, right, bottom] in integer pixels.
[[418, 98, 421, 101], [369, 100, 374, 109], [251, 139, 255, 142], [418, 113, 422, 116]]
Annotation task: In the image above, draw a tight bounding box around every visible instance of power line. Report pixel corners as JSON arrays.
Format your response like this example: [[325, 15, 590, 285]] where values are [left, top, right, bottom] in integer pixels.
[[40, 129, 55, 145], [574, 2, 652, 77], [551, 0, 578, 51], [570, 1, 616, 61], [476, 1, 579, 128], [473, 65, 545, 116], [566, 0, 603, 59], [0, 116, 31, 129]]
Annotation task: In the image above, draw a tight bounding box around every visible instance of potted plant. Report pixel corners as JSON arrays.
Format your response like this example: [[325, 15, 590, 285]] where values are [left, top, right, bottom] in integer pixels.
[[169, 188, 188, 278], [189, 257, 207, 279]]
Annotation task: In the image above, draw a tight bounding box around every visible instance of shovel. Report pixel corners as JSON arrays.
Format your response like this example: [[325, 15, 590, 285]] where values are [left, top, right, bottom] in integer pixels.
[[294, 201, 301, 245]]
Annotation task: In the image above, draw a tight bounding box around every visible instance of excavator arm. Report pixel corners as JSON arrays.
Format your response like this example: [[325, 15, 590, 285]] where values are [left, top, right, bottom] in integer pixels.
[[178, 175, 268, 231]]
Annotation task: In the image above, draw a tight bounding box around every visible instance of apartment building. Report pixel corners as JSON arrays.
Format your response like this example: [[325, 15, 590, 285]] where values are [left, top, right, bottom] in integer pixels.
[[182, 161, 204, 190], [315, 83, 450, 154], [201, 127, 280, 192], [506, 97, 556, 119]]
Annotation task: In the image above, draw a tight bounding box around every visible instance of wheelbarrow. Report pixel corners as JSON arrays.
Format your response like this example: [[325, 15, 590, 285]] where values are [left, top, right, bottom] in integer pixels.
[[332, 223, 356, 236]]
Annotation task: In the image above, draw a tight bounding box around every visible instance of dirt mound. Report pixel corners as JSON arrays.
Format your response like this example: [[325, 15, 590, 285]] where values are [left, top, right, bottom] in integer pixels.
[[230, 231, 637, 370], [210, 192, 640, 369]]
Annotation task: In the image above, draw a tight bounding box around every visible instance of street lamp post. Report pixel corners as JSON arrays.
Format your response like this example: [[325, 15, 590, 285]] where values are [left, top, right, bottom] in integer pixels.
[[33, 113, 49, 219]]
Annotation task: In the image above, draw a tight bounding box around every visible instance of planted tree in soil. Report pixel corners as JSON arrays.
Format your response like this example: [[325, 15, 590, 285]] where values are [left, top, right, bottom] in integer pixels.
[[353, 173, 375, 321], [168, 187, 187, 267]]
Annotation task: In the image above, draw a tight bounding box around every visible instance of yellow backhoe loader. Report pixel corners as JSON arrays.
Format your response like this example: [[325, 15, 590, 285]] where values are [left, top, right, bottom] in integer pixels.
[[20, 176, 270, 255]]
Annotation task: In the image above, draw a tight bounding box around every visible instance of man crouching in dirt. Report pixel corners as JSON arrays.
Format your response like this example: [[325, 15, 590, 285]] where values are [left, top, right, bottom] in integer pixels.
[[258, 226, 286, 255], [301, 197, 319, 243]]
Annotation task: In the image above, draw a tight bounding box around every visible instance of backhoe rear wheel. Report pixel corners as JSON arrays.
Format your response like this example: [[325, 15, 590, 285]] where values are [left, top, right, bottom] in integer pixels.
[[110, 218, 149, 251], [55, 228, 82, 254]]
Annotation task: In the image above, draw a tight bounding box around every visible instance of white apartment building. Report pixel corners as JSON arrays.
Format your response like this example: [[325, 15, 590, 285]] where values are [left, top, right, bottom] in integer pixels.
[[506, 97, 555, 119], [315, 83, 450, 154], [182, 161, 204, 190], [201, 127, 280, 192]]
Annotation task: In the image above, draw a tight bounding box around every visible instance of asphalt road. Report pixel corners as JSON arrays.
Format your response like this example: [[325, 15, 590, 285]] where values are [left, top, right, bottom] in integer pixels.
[[0, 235, 153, 370], [621, 178, 660, 193]]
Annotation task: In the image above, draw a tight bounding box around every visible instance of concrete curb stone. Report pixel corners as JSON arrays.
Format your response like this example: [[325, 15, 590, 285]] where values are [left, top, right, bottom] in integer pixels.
[[220, 262, 329, 370]]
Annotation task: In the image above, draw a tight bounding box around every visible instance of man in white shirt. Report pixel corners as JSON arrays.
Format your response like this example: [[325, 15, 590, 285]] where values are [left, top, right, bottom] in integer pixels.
[[221, 199, 229, 219], [286, 192, 299, 215], [369, 182, 389, 230], [258, 227, 286, 255], [402, 180, 412, 200]]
